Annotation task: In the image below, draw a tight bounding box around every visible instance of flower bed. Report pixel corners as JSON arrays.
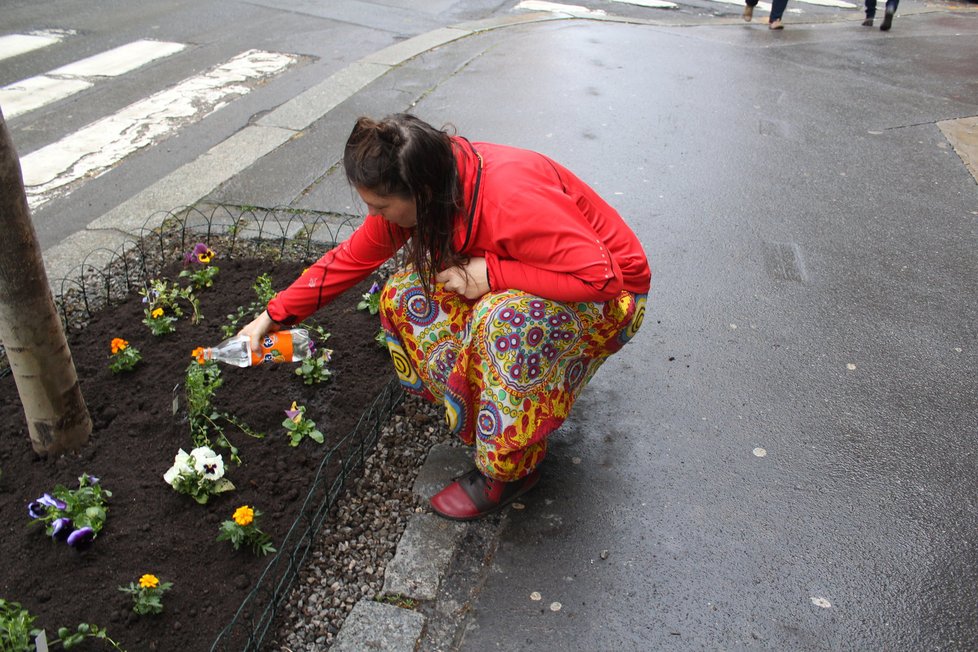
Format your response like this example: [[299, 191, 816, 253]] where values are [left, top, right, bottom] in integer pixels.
[[0, 228, 396, 650]]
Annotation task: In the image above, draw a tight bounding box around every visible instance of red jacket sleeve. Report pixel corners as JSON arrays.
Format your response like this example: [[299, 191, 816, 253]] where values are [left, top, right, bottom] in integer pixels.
[[481, 185, 624, 303], [266, 215, 408, 325]]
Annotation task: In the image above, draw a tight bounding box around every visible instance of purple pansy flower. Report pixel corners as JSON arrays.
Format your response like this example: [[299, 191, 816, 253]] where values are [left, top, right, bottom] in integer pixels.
[[84, 474, 99, 486], [51, 517, 72, 540], [185, 242, 214, 265], [368, 281, 381, 294], [67, 526, 95, 548], [27, 500, 47, 520], [38, 493, 67, 511], [285, 401, 302, 423]]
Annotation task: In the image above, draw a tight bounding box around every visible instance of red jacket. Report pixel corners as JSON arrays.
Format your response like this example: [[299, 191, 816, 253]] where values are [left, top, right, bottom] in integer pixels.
[[267, 137, 651, 325]]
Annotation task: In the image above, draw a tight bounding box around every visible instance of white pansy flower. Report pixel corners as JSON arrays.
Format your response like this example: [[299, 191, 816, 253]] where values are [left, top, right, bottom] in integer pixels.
[[173, 448, 192, 471], [163, 448, 193, 486], [190, 446, 217, 460], [192, 448, 225, 480]]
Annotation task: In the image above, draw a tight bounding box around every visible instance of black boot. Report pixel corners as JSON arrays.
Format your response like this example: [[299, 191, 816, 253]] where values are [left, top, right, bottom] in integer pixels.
[[880, 9, 894, 30]]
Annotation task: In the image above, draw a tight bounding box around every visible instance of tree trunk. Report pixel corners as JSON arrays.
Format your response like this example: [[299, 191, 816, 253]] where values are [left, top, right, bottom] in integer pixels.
[[0, 107, 91, 455]]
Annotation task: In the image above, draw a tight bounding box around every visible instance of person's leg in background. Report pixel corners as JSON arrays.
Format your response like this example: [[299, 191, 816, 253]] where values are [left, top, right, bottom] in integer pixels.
[[768, 0, 789, 29], [880, 0, 899, 30], [743, 0, 759, 22], [863, 0, 877, 26]]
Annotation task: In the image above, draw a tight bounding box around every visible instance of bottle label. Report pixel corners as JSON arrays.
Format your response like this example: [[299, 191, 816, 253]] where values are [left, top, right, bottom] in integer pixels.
[[252, 331, 295, 365]]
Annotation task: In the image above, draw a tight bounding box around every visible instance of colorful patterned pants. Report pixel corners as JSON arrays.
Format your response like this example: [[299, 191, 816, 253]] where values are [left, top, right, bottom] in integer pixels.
[[380, 270, 647, 482]]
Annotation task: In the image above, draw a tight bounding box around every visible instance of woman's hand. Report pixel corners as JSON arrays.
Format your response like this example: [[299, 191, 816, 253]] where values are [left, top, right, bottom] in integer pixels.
[[237, 310, 280, 352], [435, 257, 490, 299]]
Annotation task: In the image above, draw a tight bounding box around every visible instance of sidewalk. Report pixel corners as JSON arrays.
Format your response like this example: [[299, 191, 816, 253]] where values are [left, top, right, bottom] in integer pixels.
[[307, 10, 978, 651], [44, 5, 978, 650]]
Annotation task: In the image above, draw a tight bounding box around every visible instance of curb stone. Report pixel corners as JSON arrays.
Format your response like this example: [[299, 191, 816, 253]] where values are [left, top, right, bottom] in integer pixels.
[[382, 513, 466, 601], [331, 444, 479, 649], [330, 599, 426, 652]]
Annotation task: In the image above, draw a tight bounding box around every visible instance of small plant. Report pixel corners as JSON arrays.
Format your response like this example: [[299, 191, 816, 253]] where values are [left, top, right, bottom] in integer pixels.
[[282, 401, 324, 446], [357, 281, 382, 315], [221, 272, 276, 338], [140, 278, 201, 335], [295, 348, 334, 385], [0, 598, 34, 650], [143, 305, 177, 336], [253, 272, 276, 304], [0, 599, 122, 651], [107, 337, 141, 373], [216, 505, 276, 556], [163, 446, 234, 504], [27, 473, 110, 549], [374, 328, 387, 349], [374, 594, 418, 609], [184, 360, 262, 463], [301, 322, 331, 346], [119, 574, 173, 616], [179, 242, 220, 290]]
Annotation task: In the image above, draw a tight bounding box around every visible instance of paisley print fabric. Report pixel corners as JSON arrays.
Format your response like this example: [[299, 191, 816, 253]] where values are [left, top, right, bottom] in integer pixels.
[[380, 270, 647, 482]]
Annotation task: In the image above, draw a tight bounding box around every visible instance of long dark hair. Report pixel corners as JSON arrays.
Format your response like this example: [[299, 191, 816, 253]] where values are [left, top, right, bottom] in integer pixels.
[[343, 113, 465, 296]]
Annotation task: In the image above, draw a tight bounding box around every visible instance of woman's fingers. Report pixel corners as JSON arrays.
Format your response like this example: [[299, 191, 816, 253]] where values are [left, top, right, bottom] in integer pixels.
[[435, 263, 488, 299], [435, 267, 463, 294], [238, 310, 276, 351]]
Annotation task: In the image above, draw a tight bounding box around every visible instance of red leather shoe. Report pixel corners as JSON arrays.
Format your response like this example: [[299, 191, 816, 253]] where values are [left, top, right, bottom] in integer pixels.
[[430, 468, 541, 521]]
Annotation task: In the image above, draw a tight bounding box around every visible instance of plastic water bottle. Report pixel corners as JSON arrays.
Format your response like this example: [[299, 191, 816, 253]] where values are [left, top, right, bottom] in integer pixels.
[[194, 329, 314, 367]]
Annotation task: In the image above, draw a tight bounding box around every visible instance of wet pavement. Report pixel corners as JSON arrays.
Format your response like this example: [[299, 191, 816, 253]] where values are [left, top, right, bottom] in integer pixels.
[[304, 10, 978, 650]]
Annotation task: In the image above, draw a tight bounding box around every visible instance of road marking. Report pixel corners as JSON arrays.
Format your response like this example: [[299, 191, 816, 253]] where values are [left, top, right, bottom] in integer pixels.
[[793, 0, 857, 7], [612, 0, 679, 9], [707, 0, 802, 13], [1, 77, 93, 118], [0, 40, 187, 118], [516, 1, 608, 17], [21, 49, 299, 210], [709, 0, 854, 9], [0, 29, 74, 62], [51, 40, 187, 77]]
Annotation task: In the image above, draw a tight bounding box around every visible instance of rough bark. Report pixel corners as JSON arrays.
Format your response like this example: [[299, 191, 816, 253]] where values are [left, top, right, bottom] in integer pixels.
[[0, 107, 91, 455]]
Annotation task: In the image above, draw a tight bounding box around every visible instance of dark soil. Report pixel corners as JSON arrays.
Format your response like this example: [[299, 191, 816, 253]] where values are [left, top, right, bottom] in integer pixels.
[[0, 257, 392, 651]]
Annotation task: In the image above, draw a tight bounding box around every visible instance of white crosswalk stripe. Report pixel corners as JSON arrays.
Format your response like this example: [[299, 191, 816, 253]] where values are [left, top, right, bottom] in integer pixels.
[[21, 49, 299, 210], [518, 0, 856, 13], [0, 39, 187, 119], [612, 0, 680, 9], [0, 29, 74, 62], [516, 1, 608, 16]]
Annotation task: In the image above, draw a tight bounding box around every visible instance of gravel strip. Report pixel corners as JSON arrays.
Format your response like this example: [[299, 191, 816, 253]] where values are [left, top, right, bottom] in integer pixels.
[[268, 396, 454, 651]]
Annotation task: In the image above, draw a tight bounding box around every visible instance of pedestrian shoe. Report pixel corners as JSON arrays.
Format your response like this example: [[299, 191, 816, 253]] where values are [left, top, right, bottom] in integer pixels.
[[769, 19, 784, 29], [880, 10, 893, 30], [743, 4, 754, 21], [430, 468, 541, 521], [862, 17, 874, 26]]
